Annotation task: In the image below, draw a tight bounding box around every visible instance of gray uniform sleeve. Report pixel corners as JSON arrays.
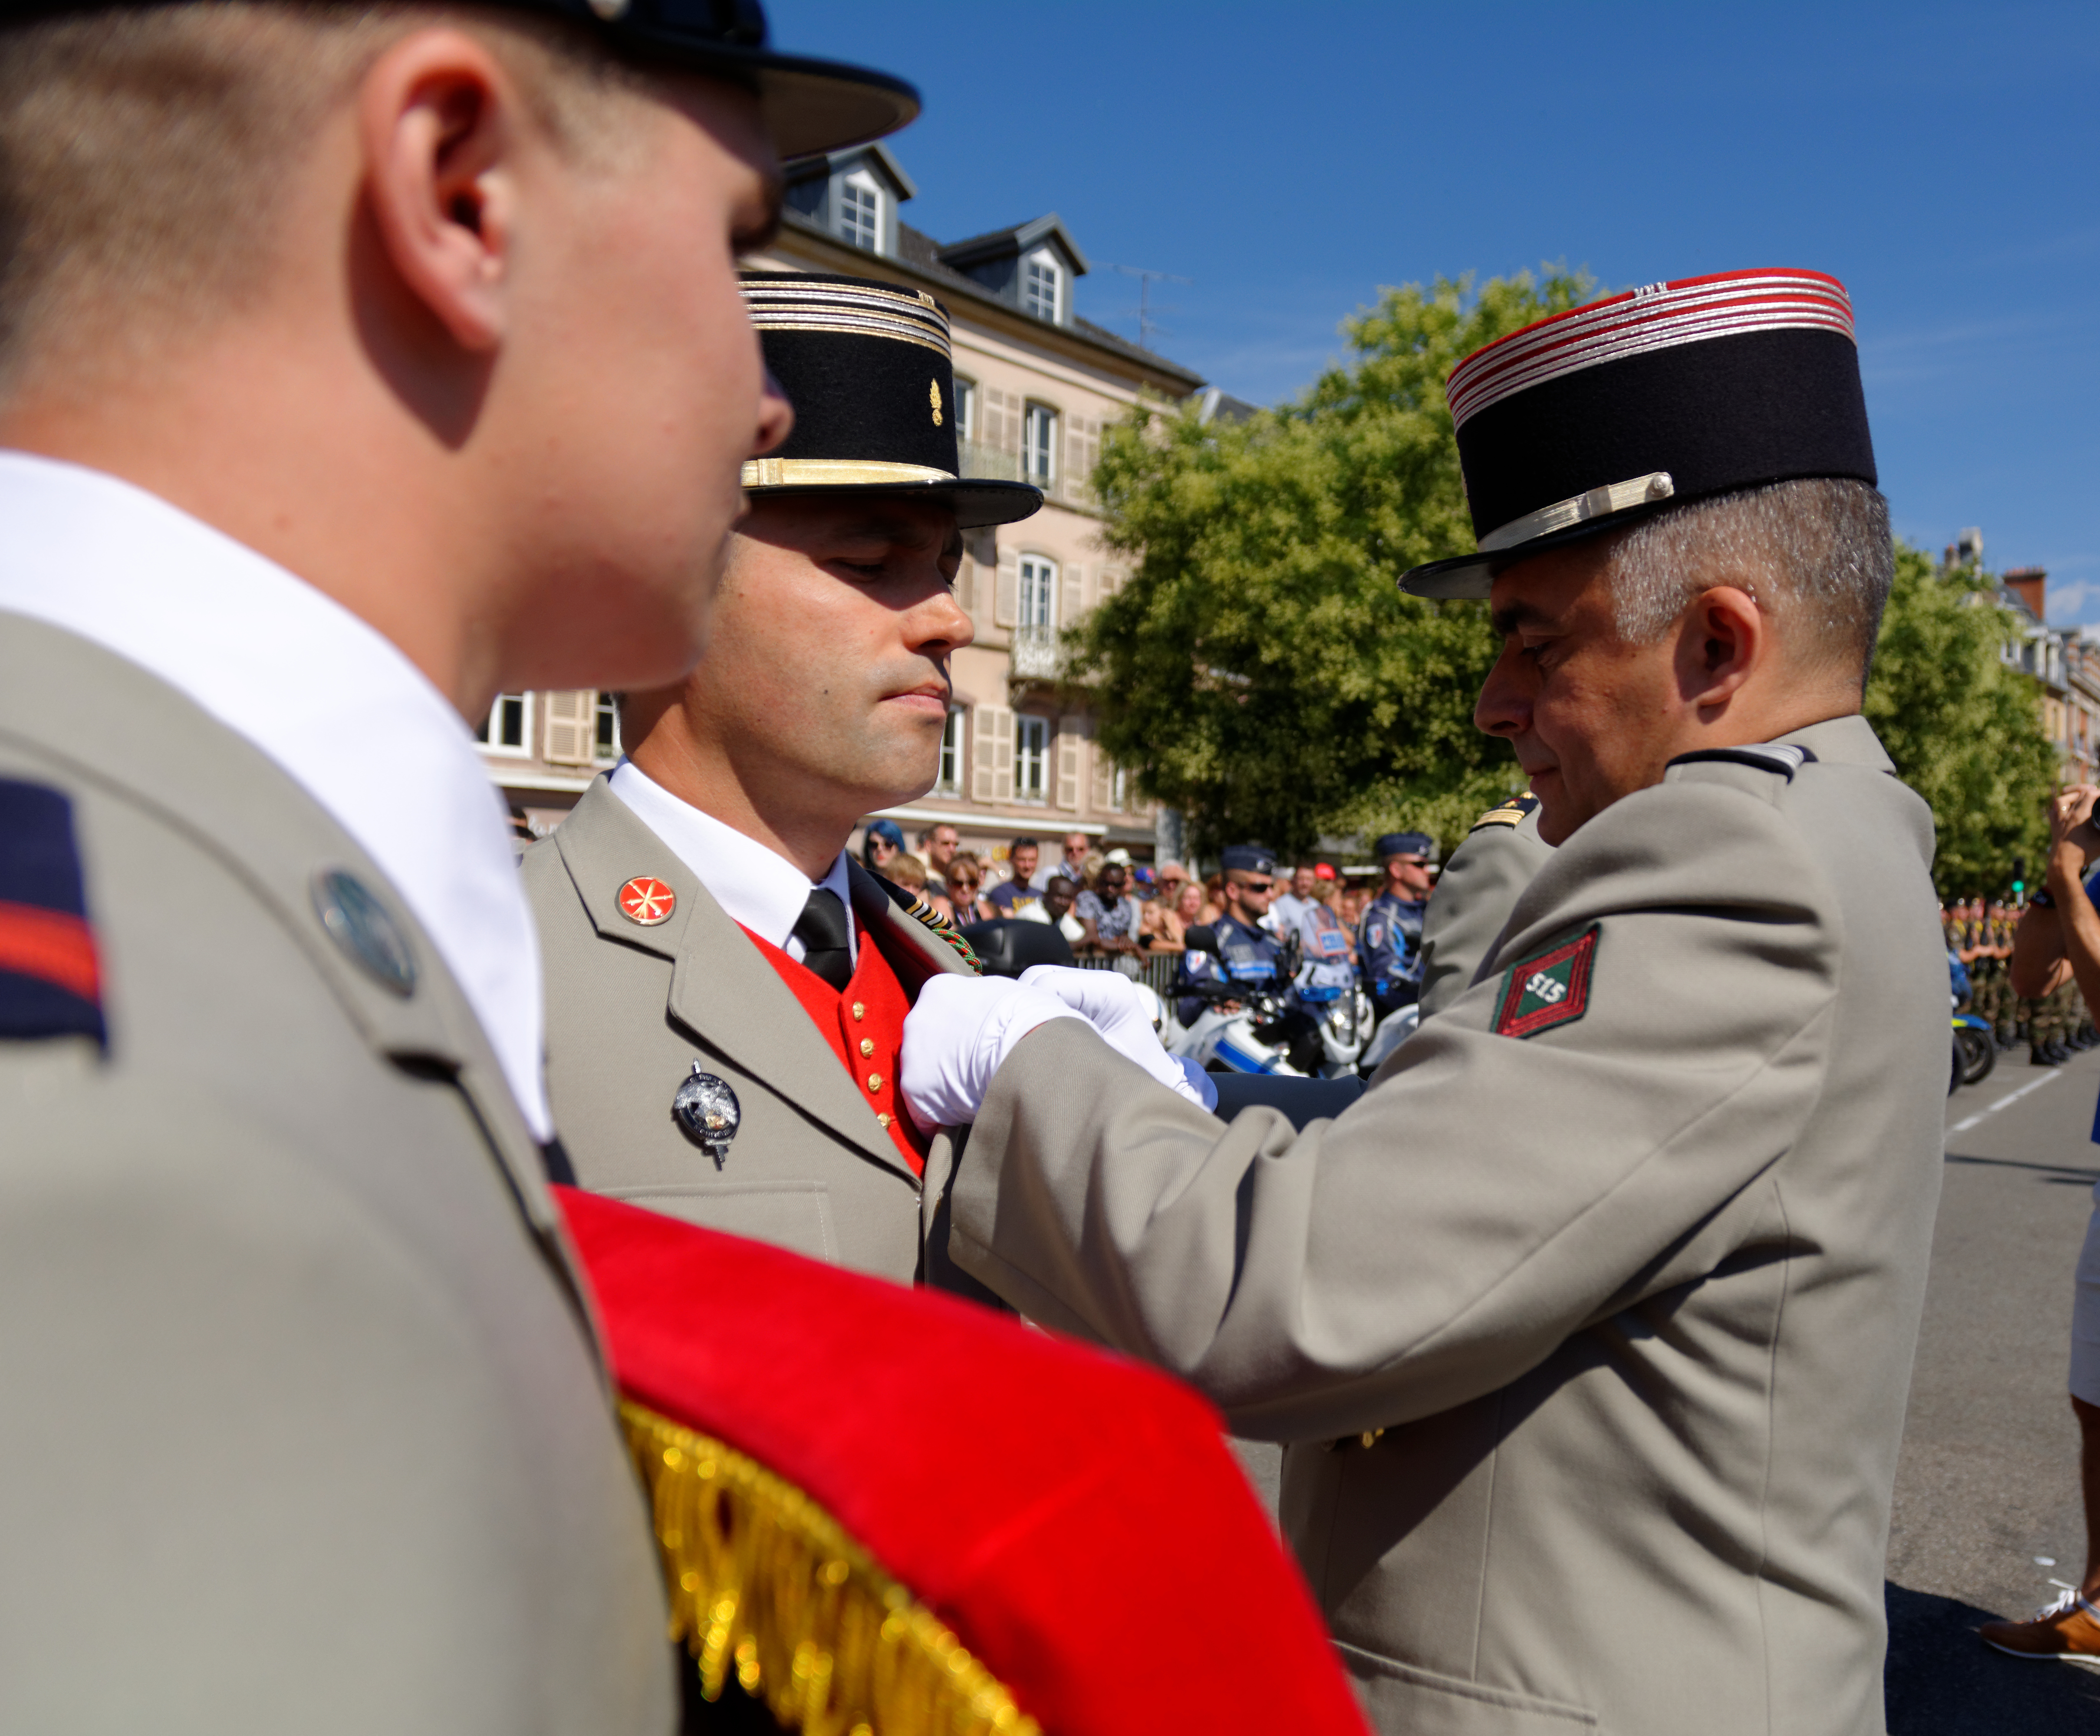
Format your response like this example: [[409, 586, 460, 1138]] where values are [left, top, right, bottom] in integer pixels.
[[946, 776, 1839, 1442], [1417, 807, 1553, 1019], [0, 1057, 659, 1736]]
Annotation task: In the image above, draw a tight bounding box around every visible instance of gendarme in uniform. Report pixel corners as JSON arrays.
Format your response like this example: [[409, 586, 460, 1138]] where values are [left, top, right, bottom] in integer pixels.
[[526, 274, 1040, 1288], [1172, 844, 1284, 1025], [919, 269, 1946, 1736]]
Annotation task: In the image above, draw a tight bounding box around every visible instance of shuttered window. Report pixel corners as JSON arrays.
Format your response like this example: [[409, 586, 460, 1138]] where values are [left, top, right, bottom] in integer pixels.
[[1055, 716, 1086, 811], [478, 692, 532, 756], [972, 703, 1013, 802], [937, 707, 964, 793], [1063, 414, 1101, 502], [543, 690, 594, 765], [1018, 555, 1058, 628], [1024, 404, 1057, 490], [1015, 717, 1050, 803], [981, 387, 1022, 461], [1090, 736, 1116, 813], [994, 546, 1020, 628]]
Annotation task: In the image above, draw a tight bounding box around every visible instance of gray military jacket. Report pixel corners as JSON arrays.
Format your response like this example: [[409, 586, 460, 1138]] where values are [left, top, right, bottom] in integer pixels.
[[1418, 796, 1554, 1019], [0, 617, 671, 1733], [523, 777, 977, 1288], [943, 715, 1944, 1736]]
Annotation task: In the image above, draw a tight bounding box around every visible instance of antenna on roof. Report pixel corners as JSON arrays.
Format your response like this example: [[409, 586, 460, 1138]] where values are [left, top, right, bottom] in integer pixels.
[[1095, 262, 1190, 351]]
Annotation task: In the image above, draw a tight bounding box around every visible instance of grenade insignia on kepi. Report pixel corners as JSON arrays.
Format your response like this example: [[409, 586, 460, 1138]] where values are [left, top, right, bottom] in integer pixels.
[[672, 1063, 740, 1167]]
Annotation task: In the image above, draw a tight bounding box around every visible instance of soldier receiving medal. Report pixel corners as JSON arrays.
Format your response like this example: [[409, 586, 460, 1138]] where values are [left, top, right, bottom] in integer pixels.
[[903, 270, 1946, 1736], [523, 271, 1043, 1290]]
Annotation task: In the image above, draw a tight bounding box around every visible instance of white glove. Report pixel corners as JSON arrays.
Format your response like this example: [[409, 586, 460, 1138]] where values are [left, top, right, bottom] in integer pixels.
[[900, 975, 1085, 1133], [1018, 966, 1215, 1110]]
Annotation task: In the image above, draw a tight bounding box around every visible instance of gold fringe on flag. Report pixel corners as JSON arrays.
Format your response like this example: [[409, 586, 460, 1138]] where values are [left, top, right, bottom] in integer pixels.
[[621, 1401, 1039, 1736]]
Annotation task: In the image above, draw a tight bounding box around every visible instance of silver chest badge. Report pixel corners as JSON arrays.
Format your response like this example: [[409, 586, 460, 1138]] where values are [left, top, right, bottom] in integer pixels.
[[672, 1064, 740, 1167]]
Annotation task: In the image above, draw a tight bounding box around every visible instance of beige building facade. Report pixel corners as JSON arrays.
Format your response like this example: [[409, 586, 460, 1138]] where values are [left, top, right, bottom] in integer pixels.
[[1999, 564, 2100, 787], [477, 145, 1208, 881]]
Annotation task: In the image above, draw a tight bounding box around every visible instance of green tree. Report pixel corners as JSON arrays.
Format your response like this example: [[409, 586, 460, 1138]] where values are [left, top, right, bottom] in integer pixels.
[[1073, 270, 1592, 859], [1863, 545, 2055, 898]]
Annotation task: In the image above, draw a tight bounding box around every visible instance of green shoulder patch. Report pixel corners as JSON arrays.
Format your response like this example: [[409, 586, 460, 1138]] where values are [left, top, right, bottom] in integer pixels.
[[1494, 924, 1599, 1039], [1471, 790, 1540, 832]]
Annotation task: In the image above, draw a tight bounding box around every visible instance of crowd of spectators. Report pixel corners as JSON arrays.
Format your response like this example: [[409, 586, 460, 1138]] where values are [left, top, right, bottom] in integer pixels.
[[858, 823, 1384, 976]]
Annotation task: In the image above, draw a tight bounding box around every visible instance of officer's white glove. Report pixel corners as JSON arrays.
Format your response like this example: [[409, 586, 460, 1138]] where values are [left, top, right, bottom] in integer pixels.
[[900, 975, 1085, 1133], [1018, 966, 1217, 1111]]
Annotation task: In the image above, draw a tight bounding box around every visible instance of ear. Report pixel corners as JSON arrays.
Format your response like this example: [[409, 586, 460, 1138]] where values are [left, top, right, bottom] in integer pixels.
[[1677, 584, 1765, 717], [358, 29, 526, 352]]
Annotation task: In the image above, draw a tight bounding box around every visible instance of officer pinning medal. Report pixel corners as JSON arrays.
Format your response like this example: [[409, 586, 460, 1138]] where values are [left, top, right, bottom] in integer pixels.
[[901, 268, 1945, 1736]]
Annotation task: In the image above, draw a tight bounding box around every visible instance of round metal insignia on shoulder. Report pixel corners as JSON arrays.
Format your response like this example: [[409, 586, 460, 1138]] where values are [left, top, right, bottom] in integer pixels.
[[617, 875, 676, 926], [312, 869, 417, 997], [672, 1064, 740, 1167]]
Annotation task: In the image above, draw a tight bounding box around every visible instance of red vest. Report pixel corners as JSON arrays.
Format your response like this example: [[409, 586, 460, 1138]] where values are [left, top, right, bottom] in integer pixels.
[[739, 922, 930, 1175]]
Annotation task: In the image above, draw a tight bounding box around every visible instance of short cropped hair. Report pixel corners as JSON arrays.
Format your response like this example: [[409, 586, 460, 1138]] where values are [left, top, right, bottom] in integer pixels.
[[0, 3, 657, 393], [1009, 835, 1040, 854], [1603, 477, 1894, 687]]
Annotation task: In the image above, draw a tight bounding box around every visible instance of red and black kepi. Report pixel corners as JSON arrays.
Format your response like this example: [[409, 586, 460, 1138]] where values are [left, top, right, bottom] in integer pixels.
[[0, 780, 104, 1046], [0, 0, 918, 161], [1400, 269, 1877, 599]]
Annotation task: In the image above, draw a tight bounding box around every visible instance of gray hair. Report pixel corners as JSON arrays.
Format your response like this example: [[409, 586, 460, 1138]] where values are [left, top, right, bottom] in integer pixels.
[[1604, 477, 1893, 686]]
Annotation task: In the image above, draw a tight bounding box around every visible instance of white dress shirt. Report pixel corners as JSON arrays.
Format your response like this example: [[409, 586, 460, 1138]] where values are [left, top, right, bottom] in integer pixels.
[[0, 451, 552, 1138], [608, 760, 856, 967]]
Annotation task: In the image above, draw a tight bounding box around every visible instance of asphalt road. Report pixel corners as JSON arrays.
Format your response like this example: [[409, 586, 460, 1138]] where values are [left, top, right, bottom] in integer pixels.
[[1886, 1043, 2100, 1730]]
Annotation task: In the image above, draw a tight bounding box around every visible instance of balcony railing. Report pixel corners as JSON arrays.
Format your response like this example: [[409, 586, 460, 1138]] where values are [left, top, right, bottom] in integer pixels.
[[959, 439, 1023, 482], [1010, 622, 1063, 680]]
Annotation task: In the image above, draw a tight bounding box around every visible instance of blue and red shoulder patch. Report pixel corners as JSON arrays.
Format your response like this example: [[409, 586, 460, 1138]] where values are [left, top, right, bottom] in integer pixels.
[[1494, 923, 1598, 1039], [0, 780, 106, 1046]]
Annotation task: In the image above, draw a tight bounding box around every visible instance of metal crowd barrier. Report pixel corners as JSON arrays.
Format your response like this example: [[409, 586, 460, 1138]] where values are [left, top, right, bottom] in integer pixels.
[[1072, 951, 1185, 997]]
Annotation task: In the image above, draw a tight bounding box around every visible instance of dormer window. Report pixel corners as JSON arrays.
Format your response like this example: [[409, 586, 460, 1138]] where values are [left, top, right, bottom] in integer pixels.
[[1023, 249, 1062, 322], [838, 170, 882, 253]]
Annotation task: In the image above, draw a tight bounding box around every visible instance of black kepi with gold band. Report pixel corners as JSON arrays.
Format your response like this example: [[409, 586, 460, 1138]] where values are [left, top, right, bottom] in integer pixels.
[[741, 271, 1043, 529], [1400, 269, 1876, 598]]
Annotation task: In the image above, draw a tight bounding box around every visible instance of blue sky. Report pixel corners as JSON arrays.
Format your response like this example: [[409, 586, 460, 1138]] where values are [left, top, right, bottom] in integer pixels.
[[771, 1, 2100, 623]]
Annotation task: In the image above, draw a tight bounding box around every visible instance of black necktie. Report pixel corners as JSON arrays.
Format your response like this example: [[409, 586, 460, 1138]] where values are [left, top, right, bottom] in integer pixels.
[[793, 888, 853, 991]]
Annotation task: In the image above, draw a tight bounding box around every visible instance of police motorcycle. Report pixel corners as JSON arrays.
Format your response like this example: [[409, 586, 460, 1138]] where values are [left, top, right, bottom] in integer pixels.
[[1948, 948, 1995, 1092], [1165, 926, 1368, 1079], [1356, 1001, 1420, 1078]]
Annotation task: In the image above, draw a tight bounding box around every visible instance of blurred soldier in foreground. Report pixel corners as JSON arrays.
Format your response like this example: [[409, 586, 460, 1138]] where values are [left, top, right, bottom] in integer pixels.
[[902, 270, 1946, 1736], [524, 272, 1042, 1286], [0, 4, 915, 1727]]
